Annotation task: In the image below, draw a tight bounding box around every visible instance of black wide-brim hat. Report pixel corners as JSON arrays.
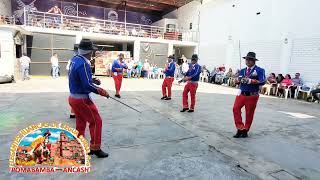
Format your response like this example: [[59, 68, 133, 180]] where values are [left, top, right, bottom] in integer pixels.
[[78, 39, 98, 51], [243, 52, 258, 61], [191, 54, 199, 61]]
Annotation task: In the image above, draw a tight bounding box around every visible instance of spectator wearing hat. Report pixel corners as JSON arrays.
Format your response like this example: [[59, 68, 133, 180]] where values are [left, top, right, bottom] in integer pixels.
[[161, 55, 176, 100], [112, 53, 128, 98], [233, 52, 266, 138], [68, 39, 109, 158], [180, 54, 202, 113]]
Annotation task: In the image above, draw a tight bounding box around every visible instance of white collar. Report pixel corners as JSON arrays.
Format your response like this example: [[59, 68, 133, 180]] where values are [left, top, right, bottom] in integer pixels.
[[247, 65, 255, 70]]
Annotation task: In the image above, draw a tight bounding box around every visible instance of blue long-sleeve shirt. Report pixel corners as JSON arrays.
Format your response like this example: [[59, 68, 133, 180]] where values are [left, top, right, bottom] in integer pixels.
[[68, 55, 99, 95], [238, 65, 266, 92], [186, 63, 201, 82], [112, 59, 128, 73], [165, 62, 176, 77]]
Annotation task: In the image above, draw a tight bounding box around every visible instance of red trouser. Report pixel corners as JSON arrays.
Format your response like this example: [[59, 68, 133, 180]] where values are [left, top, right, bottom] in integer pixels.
[[233, 95, 259, 131], [113, 73, 123, 95], [183, 82, 198, 110], [69, 96, 102, 150], [162, 77, 174, 97]]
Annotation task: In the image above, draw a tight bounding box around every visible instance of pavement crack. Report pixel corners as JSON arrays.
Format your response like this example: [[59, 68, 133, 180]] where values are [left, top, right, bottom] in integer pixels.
[[109, 136, 198, 149]]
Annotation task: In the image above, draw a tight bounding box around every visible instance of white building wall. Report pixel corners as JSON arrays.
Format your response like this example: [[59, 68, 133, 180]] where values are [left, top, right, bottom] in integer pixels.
[[0, 0, 12, 16], [0, 29, 15, 77], [163, 1, 201, 31], [199, 0, 320, 83]]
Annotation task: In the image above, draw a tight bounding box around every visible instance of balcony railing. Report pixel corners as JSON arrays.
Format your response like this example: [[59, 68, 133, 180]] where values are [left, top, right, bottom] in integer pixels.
[[0, 15, 15, 25], [24, 10, 199, 42]]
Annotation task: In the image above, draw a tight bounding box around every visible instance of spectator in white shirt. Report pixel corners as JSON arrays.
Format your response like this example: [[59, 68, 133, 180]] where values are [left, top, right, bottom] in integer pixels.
[[127, 58, 134, 78], [50, 53, 59, 78], [143, 59, 150, 78], [182, 59, 189, 75], [19, 53, 31, 81]]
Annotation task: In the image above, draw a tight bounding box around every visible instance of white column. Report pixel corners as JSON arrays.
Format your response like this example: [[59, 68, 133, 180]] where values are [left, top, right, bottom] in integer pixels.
[[168, 43, 174, 56], [75, 33, 82, 44], [279, 37, 293, 74], [122, 43, 128, 51], [134, 40, 140, 61], [0, 29, 15, 77]]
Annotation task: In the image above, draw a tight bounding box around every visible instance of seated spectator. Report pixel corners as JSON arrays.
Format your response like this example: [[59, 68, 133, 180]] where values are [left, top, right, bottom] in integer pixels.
[[131, 28, 138, 36], [229, 69, 240, 87], [218, 64, 226, 72], [209, 67, 219, 83], [222, 68, 233, 85], [290, 72, 303, 98], [153, 64, 159, 79], [261, 73, 277, 95], [276, 73, 285, 83], [215, 69, 225, 85], [310, 81, 320, 102], [277, 74, 293, 97]]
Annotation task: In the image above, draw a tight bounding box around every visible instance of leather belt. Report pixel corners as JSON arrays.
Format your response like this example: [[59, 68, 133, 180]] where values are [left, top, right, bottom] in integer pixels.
[[241, 91, 259, 96]]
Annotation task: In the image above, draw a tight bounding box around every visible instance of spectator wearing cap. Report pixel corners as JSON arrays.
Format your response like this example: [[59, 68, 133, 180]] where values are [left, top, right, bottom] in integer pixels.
[[180, 54, 202, 113], [233, 52, 266, 138], [68, 39, 109, 158], [112, 53, 128, 98], [290, 73, 303, 98], [161, 55, 176, 100]]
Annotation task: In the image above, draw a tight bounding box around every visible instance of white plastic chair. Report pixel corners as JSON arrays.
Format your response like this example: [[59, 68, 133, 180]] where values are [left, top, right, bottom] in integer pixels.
[[296, 82, 314, 99]]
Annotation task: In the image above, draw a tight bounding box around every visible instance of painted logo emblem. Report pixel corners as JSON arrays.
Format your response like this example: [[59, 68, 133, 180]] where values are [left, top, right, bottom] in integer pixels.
[[9, 122, 91, 173]]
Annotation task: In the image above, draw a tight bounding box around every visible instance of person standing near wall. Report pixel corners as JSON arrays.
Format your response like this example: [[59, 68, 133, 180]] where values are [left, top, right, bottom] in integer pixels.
[[161, 55, 176, 100], [180, 54, 201, 113], [51, 53, 59, 78], [111, 53, 128, 98], [233, 52, 266, 138], [19, 53, 31, 81]]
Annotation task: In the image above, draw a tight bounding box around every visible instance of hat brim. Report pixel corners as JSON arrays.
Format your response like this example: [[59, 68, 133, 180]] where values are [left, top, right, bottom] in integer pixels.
[[242, 56, 259, 61]]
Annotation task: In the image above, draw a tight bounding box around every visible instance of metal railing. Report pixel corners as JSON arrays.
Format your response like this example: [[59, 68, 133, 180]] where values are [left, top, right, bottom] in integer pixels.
[[0, 15, 15, 25], [24, 10, 199, 42]]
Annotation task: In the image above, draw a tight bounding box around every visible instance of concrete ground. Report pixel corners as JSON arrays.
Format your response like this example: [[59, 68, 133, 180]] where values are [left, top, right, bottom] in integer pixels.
[[0, 77, 319, 180]]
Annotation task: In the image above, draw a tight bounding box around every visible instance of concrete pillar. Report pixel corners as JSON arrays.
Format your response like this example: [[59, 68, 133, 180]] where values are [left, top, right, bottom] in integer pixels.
[[0, 29, 15, 78], [134, 40, 140, 62], [75, 33, 82, 44], [122, 43, 127, 51], [0, 0, 12, 16], [279, 37, 293, 74], [168, 43, 174, 56]]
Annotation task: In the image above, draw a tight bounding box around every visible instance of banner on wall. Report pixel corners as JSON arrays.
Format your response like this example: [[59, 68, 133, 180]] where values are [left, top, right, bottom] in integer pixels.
[[12, 0, 161, 25], [95, 51, 130, 76]]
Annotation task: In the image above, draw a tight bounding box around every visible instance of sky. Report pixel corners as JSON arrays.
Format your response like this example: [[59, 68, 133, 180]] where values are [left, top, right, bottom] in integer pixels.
[[19, 128, 76, 146]]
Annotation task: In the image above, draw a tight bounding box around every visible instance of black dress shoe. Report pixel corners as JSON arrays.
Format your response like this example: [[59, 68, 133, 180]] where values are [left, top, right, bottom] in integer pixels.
[[115, 94, 121, 98], [233, 130, 243, 138], [164, 97, 171, 100], [69, 114, 76, 119], [241, 130, 248, 138], [161, 96, 167, 100], [187, 109, 194, 113], [88, 149, 109, 158], [180, 108, 189, 112]]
